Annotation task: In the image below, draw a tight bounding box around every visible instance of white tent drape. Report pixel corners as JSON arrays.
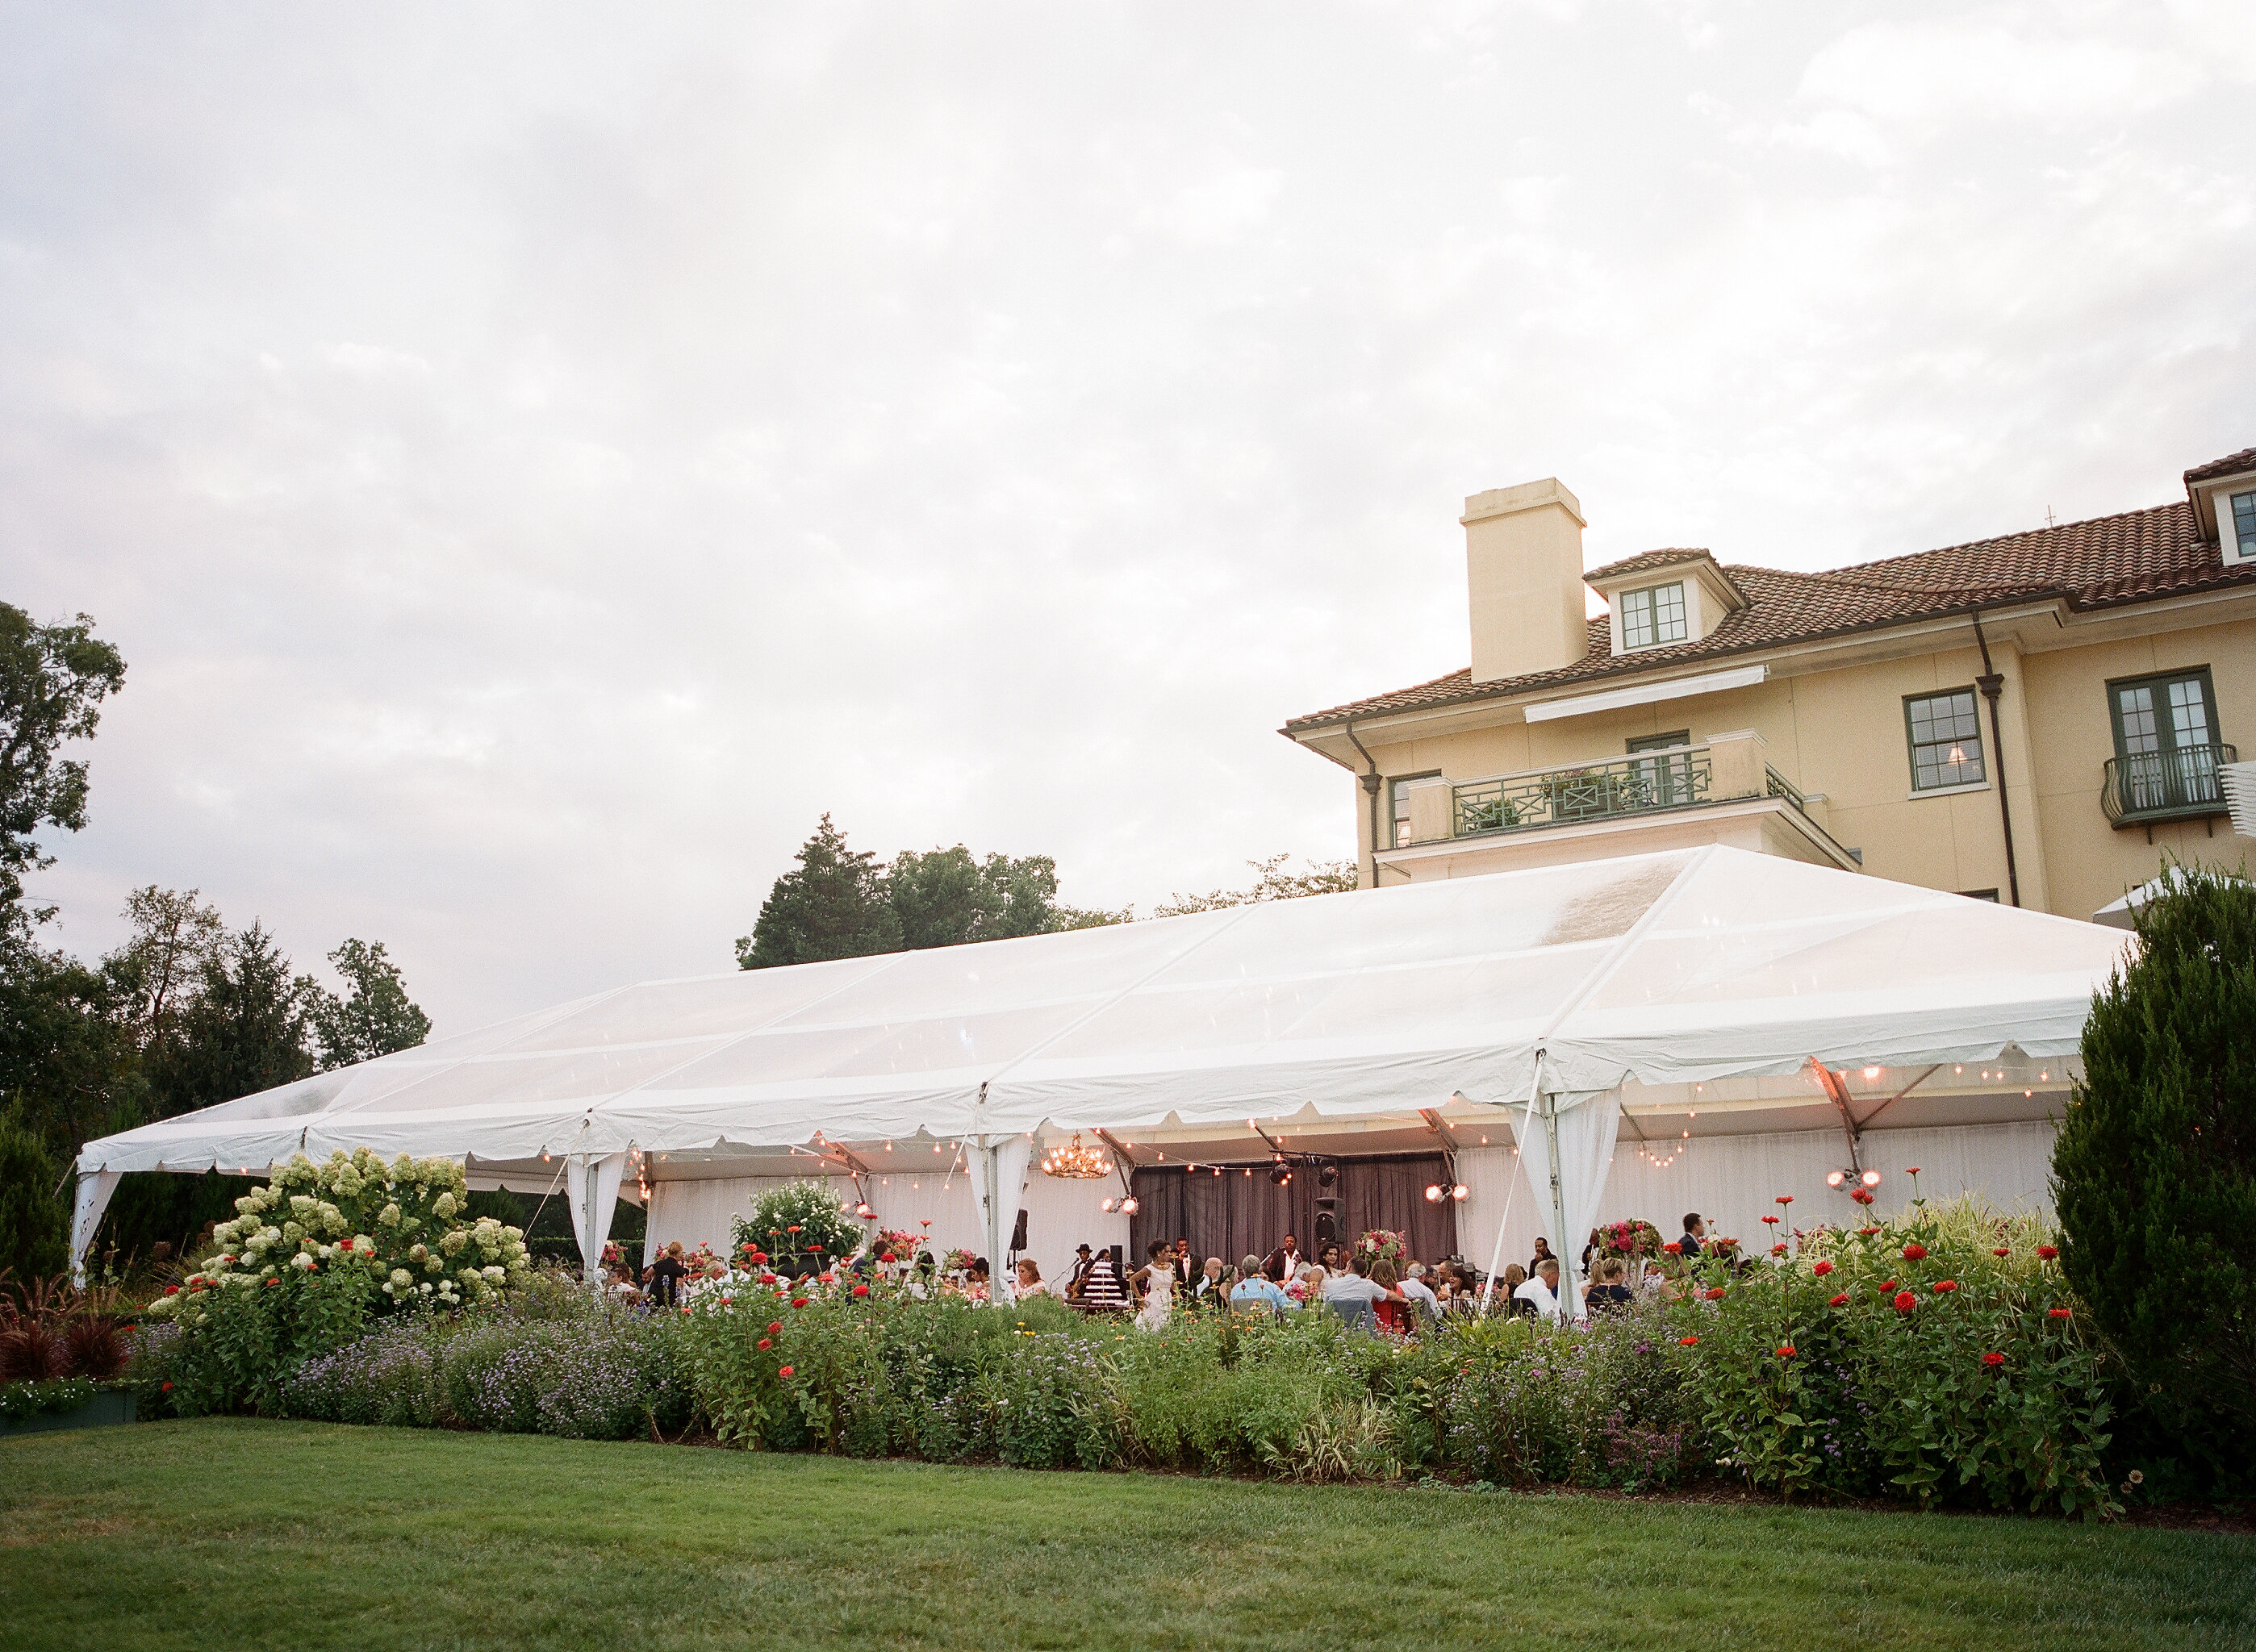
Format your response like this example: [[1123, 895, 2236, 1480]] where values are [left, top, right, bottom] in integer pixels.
[[966, 1133, 1034, 1303], [70, 1168, 122, 1286], [566, 1152, 628, 1280], [1512, 1091, 1623, 1320]]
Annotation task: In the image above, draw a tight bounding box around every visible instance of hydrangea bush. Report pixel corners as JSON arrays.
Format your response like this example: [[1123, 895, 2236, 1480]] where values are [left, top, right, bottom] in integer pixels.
[[729, 1179, 863, 1270], [135, 1149, 531, 1414]]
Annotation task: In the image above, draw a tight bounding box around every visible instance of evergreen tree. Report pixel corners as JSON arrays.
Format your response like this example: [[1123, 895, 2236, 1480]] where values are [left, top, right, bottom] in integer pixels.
[[737, 816, 903, 969], [2053, 861, 2256, 1490], [0, 1099, 68, 1283], [146, 922, 316, 1117], [309, 937, 432, 1070]]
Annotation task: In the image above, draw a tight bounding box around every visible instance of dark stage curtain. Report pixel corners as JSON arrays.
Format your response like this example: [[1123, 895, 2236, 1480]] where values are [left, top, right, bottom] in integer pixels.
[[1129, 1153, 1458, 1269]]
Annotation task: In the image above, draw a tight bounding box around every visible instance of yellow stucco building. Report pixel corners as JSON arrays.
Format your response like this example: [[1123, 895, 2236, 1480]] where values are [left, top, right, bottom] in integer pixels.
[[1285, 445, 2256, 922]]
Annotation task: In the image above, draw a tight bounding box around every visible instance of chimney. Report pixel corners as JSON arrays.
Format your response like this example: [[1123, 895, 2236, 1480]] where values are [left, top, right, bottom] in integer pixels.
[[1463, 478, 1590, 683]]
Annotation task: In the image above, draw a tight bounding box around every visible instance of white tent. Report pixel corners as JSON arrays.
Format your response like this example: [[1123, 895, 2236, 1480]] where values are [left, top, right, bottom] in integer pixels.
[[73, 846, 2128, 1304]]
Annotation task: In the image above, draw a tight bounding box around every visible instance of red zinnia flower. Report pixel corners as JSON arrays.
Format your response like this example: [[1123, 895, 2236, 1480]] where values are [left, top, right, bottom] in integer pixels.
[[1981, 1352, 2005, 1366], [161, 1381, 173, 1393], [792, 1297, 809, 1309], [1895, 1291, 1917, 1312], [767, 1320, 782, 1334], [1679, 1335, 1699, 1346], [265, 1278, 279, 1288], [1662, 1242, 1681, 1255], [787, 1225, 801, 1233], [1881, 1279, 1897, 1291], [880, 1253, 896, 1263], [1850, 1189, 1875, 1206], [2047, 1307, 2071, 1320], [1905, 1166, 1921, 1175], [1932, 1279, 1957, 1294], [1704, 1287, 1725, 1300], [1770, 1244, 1787, 1256], [1902, 1243, 1928, 1260], [164, 1284, 179, 1295], [1828, 1293, 1849, 1307], [742, 1242, 756, 1254], [1993, 1247, 2010, 1256], [1762, 1215, 1780, 1225], [340, 1239, 353, 1252], [1812, 1261, 1833, 1277], [1775, 1345, 1796, 1358], [757, 1337, 771, 1350], [1775, 1195, 1794, 1206], [852, 1283, 870, 1297], [2037, 1245, 2058, 1260], [778, 1366, 794, 1378]]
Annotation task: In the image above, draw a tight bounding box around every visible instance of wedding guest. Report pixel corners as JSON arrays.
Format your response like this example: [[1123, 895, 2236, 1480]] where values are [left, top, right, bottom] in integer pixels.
[[645, 1241, 690, 1308], [1230, 1254, 1291, 1317], [1400, 1262, 1441, 1320], [1584, 1257, 1635, 1314], [1172, 1237, 1197, 1294], [1194, 1257, 1227, 1300], [1135, 1241, 1176, 1331], [1016, 1258, 1053, 1299], [1322, 1254, 1404, 1308], [1263, 1233, 1305, 1283], [1513, 1258, 1565, 1323], [1368, 1261, 1413, 1333], [1318, 1240, 1346, 1277], [1678, 1213, 1706, 1257], [1077, 1249, 1127, 1310], [1527, 1237, 1556, 1275]]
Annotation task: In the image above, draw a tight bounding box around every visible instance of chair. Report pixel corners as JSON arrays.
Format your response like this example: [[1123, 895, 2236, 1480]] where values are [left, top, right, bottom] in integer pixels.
[[1330, 1298, 1373, 1333]]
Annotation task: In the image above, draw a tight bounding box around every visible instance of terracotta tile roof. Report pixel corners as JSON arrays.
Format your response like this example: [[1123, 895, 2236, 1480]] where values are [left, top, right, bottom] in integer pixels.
[[2185, 447, 2256, 486], [1284, 497, 2255, 734], [1583, 547, 1716, 582]]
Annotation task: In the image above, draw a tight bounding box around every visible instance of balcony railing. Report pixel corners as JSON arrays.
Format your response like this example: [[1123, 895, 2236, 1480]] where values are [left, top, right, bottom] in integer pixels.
[[2101, 743, 2237, 828], [1452, 748, 1717, 839]]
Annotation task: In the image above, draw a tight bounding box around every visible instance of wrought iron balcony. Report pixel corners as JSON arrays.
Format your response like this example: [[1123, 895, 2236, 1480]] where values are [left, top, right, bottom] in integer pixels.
[[1450, 748, 1719, 838], [2101, 743, 2237, 828]]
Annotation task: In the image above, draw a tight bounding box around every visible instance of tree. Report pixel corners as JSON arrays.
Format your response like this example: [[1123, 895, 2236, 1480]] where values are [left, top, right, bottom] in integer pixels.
[[308, 938, 432, 1071], [0, 605, 127, 937], [0, 1099, 69, 1283], [888, 846, 1110, 949], [1150, 854, 1359, 918], [737, 816, 904, 969], [102, 886, 226, 1050], [146, 922, 317, 1120], [2053, 861, 2256, 1490]]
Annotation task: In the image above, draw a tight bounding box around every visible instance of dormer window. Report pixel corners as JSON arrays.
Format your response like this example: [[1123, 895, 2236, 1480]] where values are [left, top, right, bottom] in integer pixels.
[[2230, 489, 2256, 562], [1620, 582, 1688, 650]]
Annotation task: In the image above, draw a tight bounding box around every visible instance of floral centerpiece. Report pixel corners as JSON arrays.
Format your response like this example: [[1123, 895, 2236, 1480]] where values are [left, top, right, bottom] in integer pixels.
[[730, 1181, 862, 1266], [1356, 1229, 1407, 1266], [875, 1229, 919, 1263], [1595, 1219, 1664, 1262], [942, 1247, 979, 1274]]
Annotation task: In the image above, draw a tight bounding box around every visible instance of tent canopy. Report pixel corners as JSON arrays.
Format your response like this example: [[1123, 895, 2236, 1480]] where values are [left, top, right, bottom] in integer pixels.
[[78, 845, 2126, 1179]]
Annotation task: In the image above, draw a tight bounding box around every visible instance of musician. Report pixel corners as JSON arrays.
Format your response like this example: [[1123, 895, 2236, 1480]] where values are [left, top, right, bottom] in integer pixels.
[[1262, 1233, 1304, 1283]]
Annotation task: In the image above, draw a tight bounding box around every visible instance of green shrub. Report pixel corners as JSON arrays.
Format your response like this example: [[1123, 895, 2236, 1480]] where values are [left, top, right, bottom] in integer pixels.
[[0, 1375, 95, 1422], [2054, 860, 2256, 1493], [0, 1103, 68, 1285], [732, 1180, 863, 1270], [1680, 1196, 2115, 1516], [1432, 1309, 1689, 1489]]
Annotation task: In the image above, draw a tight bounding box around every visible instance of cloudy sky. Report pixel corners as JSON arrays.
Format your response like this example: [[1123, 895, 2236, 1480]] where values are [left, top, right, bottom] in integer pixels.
[[6, 2, 2252, 1035]]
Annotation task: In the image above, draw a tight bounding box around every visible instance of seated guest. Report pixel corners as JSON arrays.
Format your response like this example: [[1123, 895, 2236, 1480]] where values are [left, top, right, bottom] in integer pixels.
[[1015, 1258, 1054, 1299], [1584, 1257, 1635, 1314], [1230, 1254, 1291, 1316], [1513, 1258, 1565, 1323], [1322, 1254, 1405, 1309], [1497, 1263, 1531, 1316], [1193, 1257, 1227, 1301], [1399, 1262, 1441, 1319], [1678, 1212, 1706, 1258], [1527, 1237, 1556, 1276], [1368, 1261, 1414, 1333], [1076, 1248, 1128, 1310], [1262, 1233, 1305, 1283], [1317, 1240, 1346, 1276], [608, 1263, 644, 1304]]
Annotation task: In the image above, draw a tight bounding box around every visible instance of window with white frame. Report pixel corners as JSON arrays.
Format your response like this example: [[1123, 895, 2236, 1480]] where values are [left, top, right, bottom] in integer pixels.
[[2229, 489, 2256, 562], [1619, 582, 1688, 649]]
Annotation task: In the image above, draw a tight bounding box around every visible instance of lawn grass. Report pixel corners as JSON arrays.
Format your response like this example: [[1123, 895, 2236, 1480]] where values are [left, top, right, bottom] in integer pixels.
[[2, 1420, 2250, 1651]]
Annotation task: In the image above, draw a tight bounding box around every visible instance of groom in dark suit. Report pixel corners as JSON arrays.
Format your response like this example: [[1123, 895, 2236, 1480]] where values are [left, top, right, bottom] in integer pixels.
[[1171, 1237, 1197, 1293]]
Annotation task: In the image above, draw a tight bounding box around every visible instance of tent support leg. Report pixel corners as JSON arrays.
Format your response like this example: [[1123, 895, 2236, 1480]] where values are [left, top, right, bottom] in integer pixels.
[[1542, 1091, 1574, 1321]]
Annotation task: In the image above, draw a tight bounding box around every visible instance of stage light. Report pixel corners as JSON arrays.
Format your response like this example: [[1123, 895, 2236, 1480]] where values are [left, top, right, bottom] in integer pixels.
[[1451, 1183, 1469, 1201], [1100, 1197, 1116, 1212], [1861, 1170, 1882, 1187], [1268, 1166, 1292, 1187], [1827, 1170, 1847, 1188], [1318, 1165, 1337, 1189], [1118, 1195, 1139, 1216], [1423, 1183, 1443, 1203]]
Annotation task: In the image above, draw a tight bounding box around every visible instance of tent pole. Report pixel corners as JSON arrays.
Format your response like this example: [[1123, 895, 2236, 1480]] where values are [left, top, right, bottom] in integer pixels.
[[1542, 1091, 1573, 1323], [980, 1137, 1009, 1308]]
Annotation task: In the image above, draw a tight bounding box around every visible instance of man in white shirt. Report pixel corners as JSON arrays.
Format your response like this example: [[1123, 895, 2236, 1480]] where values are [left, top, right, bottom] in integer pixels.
[[1321, 1256, 1405, 1308], [1400, 1262, 1441, 1319], [1513, 1258, 1565, 1323]]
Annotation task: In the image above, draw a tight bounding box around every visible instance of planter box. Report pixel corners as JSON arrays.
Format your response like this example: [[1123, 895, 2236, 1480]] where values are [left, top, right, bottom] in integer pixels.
[[0, 1387, 136, 1438]]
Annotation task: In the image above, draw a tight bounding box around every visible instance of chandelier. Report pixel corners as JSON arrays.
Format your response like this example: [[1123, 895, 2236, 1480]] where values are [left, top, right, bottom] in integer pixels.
[[1041, 1134, 1113, 1179]]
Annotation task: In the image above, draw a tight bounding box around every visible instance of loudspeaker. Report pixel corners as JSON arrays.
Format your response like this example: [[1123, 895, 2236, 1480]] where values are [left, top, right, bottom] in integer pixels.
[[1009, 1208, 1029, 1253], [1313, 1198, 1340, 1248]]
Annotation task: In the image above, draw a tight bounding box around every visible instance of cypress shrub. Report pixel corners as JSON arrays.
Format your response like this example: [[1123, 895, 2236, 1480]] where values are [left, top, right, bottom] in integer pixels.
[[0, 1101, 69, 1283], [2053, 861, 2256, 1492]]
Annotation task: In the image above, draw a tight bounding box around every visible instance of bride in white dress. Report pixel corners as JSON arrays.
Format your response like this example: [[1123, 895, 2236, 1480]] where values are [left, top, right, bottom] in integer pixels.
[[1135, 1247, 1175, 1332]]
